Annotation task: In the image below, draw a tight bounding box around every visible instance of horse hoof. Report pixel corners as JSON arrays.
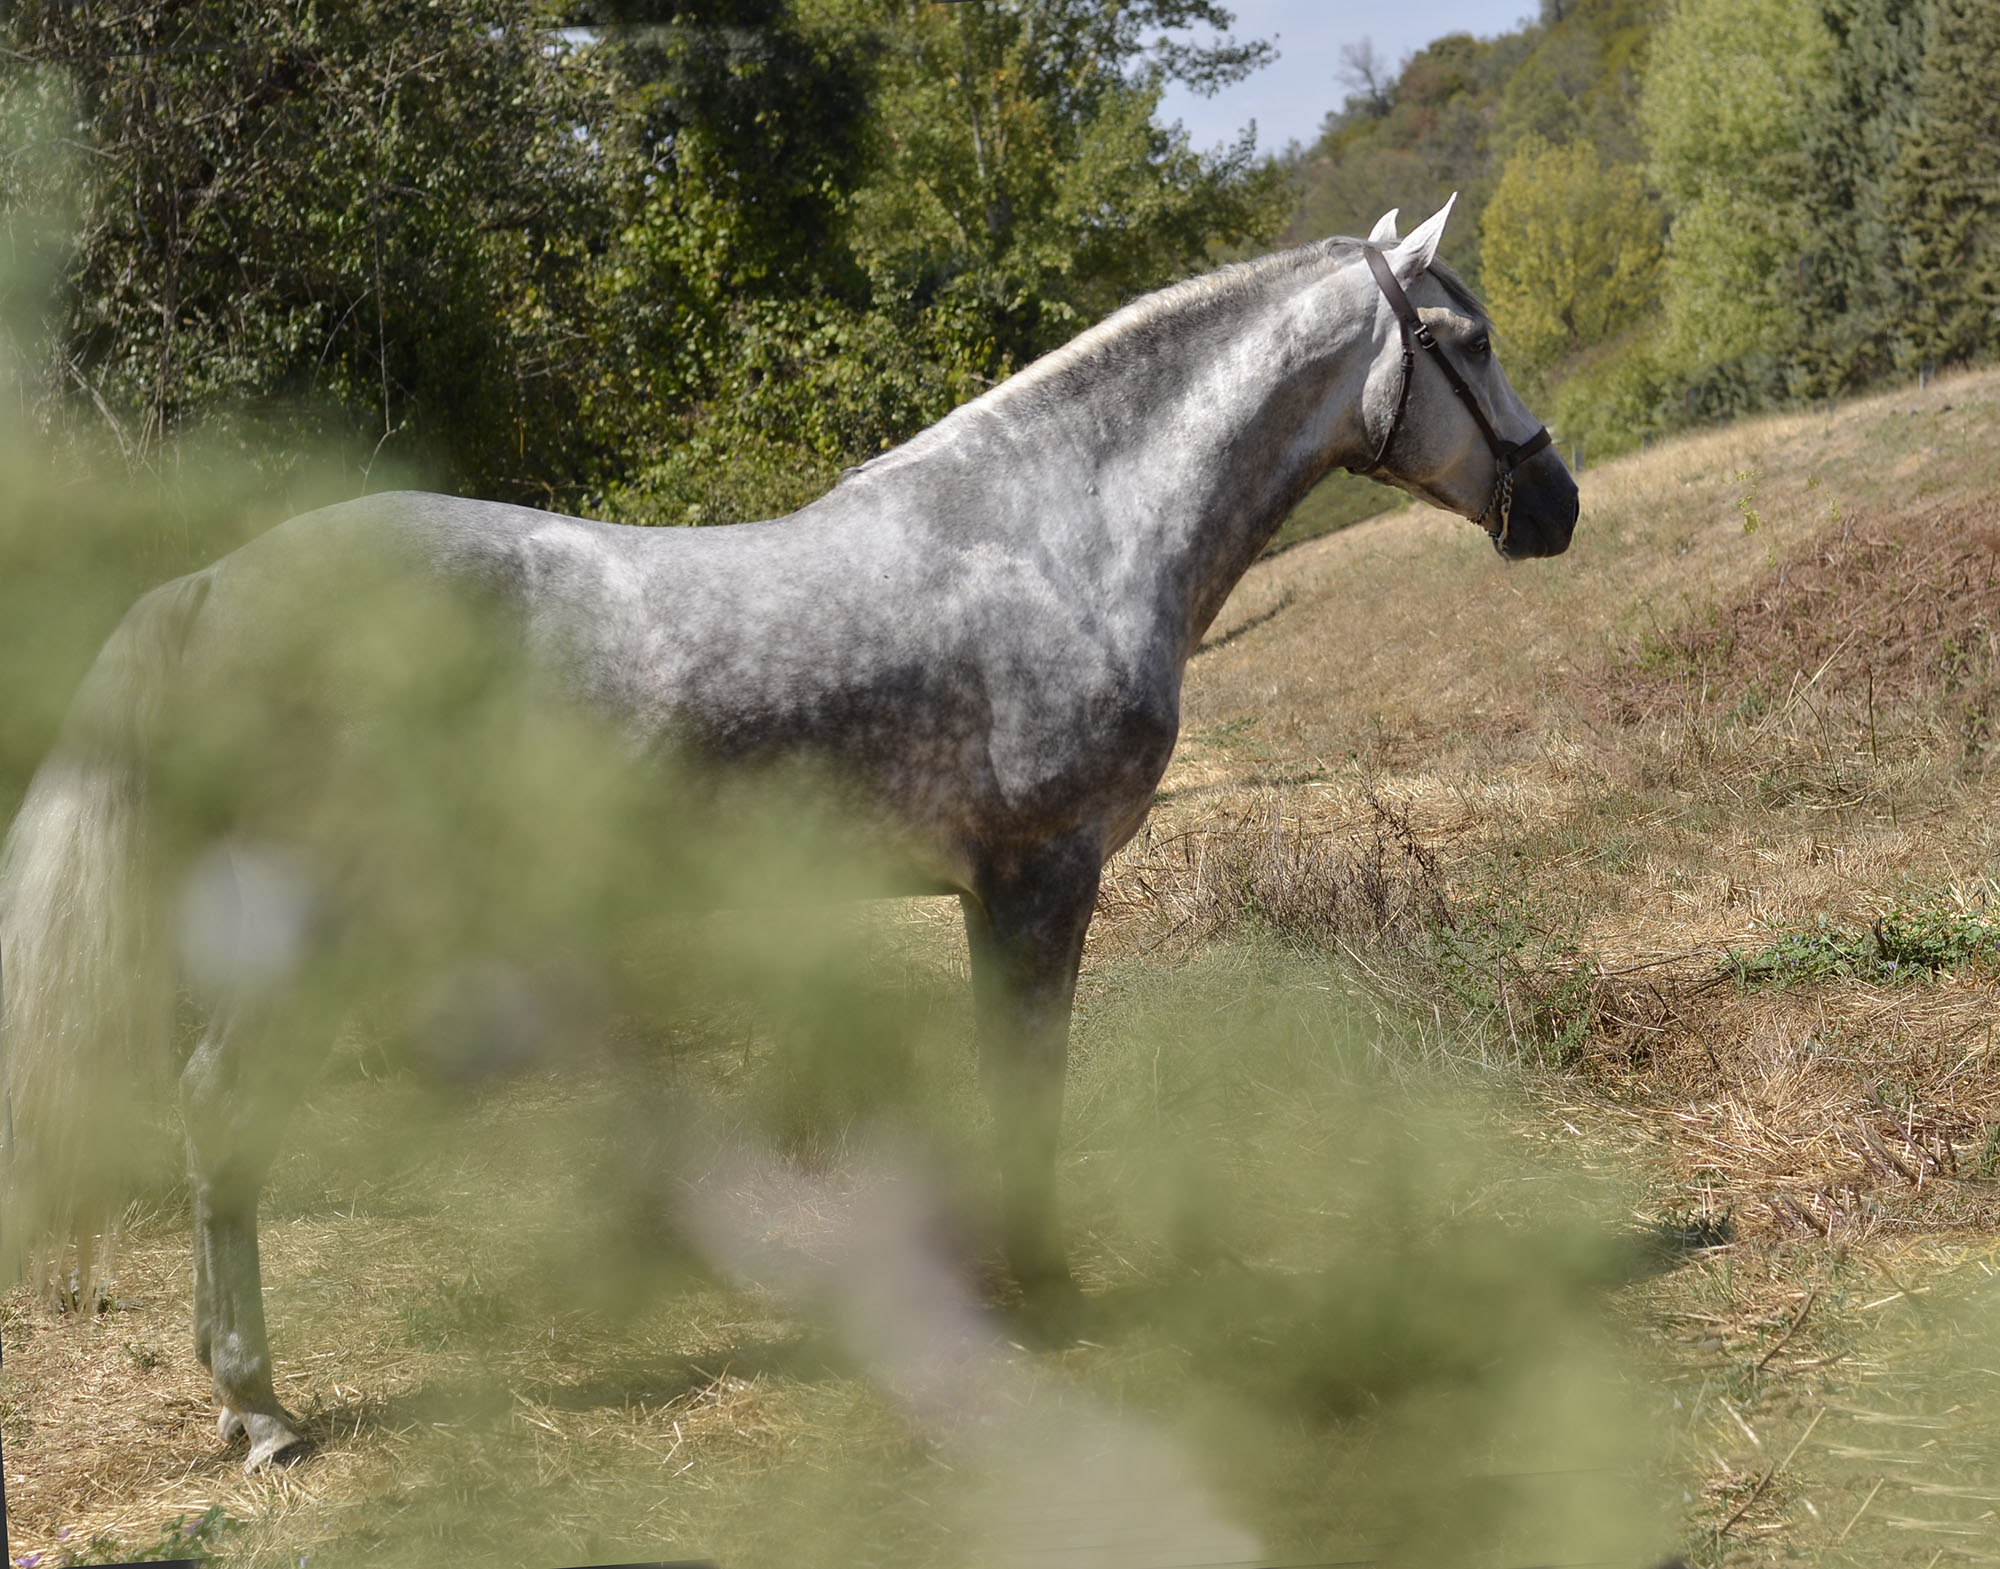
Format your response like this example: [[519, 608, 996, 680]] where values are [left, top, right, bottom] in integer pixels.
[[240, 1410, 307, 1473], [217, 1407, 247, 1442]]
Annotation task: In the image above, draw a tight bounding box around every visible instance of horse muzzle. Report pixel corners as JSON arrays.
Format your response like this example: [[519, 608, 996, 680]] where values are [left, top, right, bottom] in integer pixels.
[[1491, 446, 1578, 560]]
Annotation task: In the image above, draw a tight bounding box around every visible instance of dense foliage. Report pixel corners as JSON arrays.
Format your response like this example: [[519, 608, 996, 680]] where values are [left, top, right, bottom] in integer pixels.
[[1643, 0, 2000, 421], [1279, 0, 1660, 464], [600, 0, 1287, 522], [1287, 0, 2000, 463], [7, 0, 1997, 524], [1480, 132, 1660, 380], [1283, 1, 1653, 302], [1, 0, 1286, 520], [2, 1, 617, 498], [1643, 0, 1824, 374]]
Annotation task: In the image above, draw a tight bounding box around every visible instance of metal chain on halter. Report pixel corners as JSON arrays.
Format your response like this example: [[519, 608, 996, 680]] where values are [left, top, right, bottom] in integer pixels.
[[1352, 246, 1551, 551], [1475, 466, 1515, 544]]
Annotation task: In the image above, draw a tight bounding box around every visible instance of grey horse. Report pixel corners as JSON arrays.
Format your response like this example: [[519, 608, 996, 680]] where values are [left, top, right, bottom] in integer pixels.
[[0, 198, 1575, 1470]]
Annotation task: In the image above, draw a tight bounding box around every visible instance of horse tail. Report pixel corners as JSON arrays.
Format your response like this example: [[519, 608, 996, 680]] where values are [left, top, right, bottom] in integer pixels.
[[0, 570, 211, 1306]]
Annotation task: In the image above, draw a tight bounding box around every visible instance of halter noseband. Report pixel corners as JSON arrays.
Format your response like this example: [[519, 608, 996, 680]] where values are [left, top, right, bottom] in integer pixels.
[[1353, 245, 1552, 551]]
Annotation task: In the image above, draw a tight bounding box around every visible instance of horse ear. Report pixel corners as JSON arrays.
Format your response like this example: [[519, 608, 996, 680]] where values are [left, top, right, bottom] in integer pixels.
[[1388, 192, 1456, 281], [1367, 208, 1401, 243]]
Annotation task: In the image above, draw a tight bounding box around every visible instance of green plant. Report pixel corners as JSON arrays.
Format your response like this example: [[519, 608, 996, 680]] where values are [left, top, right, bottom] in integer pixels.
[[1735, 467, 1763, 534], [1729, 681, 1772, 724], [402, 1276, 510, 1352], [1724, 898, 2000, 988], [21, 1506, 241, 1566], [1483, 132, 1664, 382], [1421, 884, 1598, 1066]]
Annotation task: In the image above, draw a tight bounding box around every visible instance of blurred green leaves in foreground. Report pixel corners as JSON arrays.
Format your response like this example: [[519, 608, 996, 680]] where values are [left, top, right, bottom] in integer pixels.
[[12, 446, 2000, 1569], [209, 937, 1681, 1569], [0, 312, 1683, 1567]]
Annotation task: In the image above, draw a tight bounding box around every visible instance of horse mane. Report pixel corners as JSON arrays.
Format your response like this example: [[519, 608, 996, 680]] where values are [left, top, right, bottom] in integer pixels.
[[989, 244, 1339, 403], [1415, 253, 1489, 321], [838, 236, 1488, 486]]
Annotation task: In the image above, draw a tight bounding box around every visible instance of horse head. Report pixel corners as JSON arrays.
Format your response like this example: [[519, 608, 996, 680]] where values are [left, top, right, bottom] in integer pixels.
[[1356, 197, 1578, 560]]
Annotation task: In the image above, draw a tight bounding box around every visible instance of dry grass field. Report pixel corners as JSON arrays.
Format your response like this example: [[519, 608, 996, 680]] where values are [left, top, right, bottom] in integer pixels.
[[1114, 362, 2000, 1564], [8, 368, 2000, 1567]]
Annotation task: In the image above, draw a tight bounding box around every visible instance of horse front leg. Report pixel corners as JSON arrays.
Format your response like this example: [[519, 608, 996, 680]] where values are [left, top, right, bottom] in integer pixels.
[[180, 1005, 320, 1471], [960, 833, 1102, 1309]]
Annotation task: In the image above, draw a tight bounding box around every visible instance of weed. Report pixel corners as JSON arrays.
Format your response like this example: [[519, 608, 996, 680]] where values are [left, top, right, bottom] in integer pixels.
[[1100, 791, 1454, 958], [1425, 902, 1599, 1066], [19, 1505, 239, 1566], [402, 1276, 509, 1351], [1652, 1209, 1734, 1255], [1187, 715, 1260, 748], [1724, 897, 2000, 987], [1975, 1124, 2000, 1181], [1734, 468, 1762, 534], [1107, 797, 1612, 1067], [1726, 682, 1770, 725], [1631, 618, 1712, 679]]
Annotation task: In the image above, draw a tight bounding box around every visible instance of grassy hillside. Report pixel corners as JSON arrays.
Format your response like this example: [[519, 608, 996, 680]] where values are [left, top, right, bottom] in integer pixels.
[[1122, 363, 2000, 1561], [8, 376, 2000, 1566]]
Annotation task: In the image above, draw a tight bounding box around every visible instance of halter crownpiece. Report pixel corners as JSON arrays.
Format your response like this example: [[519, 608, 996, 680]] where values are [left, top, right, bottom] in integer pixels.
[[1353, 245, 1552, 552]]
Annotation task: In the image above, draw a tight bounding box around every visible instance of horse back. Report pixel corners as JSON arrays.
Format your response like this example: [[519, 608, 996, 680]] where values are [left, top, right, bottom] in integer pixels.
[[197, 489, 1180, 875]]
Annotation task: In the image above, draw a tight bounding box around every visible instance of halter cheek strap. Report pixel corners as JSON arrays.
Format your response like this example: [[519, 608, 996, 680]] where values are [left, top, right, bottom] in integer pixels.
[[1353, 245, 1552, 550]]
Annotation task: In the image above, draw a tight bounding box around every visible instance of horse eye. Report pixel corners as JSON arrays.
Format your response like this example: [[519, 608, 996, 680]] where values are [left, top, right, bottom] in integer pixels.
[[1470, 335, 1492, 358]]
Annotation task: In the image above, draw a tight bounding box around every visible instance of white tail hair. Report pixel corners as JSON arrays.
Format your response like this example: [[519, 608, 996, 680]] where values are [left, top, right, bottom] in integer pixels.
[[0, 571, 209, 1305]]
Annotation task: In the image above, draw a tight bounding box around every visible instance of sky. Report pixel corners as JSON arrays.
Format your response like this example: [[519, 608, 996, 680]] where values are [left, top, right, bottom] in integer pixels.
[[1154, 0, 1540, 157]]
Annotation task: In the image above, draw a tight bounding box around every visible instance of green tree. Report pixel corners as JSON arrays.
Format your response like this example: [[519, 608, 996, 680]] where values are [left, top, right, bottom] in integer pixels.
[[1285, 30, 1529, 284], [1888, 0, 2000, 372], [9, 0, 1290, 525], [575, 0, 929, 522], [839, 0, 1285, 382], [1794, 0, 1927, 390], [1284, 1, 1656, 296], [1490, 0, 1653, 168], [5, 0, 616, 501], [1642, 0, 1828, 375], [1480, 132, 1662, 380], [603, 0, 1291, 524]]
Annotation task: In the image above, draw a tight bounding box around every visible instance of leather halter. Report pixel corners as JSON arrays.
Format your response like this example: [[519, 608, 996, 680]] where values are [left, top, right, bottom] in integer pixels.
[[1353, 245, 1552, 551]]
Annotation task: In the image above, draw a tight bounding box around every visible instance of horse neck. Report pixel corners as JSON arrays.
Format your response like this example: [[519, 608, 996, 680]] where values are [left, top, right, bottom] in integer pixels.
[[985, 252, 1383, 653]]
